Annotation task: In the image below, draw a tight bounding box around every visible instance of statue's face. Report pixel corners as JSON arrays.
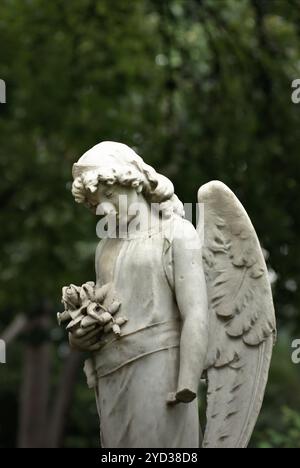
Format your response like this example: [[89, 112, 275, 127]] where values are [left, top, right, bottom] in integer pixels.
[[87, 182, 142, 226]]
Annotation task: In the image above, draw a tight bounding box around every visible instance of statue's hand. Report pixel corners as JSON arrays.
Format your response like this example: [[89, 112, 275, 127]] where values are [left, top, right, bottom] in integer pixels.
[[166, 388, 197, 405], [69, 325, 103, 352]]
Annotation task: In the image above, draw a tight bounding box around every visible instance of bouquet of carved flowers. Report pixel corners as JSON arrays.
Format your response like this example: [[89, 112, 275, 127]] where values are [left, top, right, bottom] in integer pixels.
[[57, 282, 127, 348]]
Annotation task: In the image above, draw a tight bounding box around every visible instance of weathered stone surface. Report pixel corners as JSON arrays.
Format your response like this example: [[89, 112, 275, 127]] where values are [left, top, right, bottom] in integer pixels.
[[58, 141, 276, 448]]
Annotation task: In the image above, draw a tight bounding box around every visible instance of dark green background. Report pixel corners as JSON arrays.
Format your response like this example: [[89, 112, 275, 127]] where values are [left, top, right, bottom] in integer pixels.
[[0, 0, 300, 448]]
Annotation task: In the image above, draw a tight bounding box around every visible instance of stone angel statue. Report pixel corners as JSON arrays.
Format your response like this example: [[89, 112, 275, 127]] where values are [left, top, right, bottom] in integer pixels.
[[59, 141, 276, 448]]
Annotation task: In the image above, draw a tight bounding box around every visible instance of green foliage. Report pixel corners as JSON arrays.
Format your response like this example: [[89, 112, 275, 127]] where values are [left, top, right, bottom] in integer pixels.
[[256, 407, 300, 449], [0, 0, 300, 448], [251, 332, 300, 447]]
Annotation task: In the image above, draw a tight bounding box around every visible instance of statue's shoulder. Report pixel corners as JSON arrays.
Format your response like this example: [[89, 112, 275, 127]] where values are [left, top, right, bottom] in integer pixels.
[[168, 216, 200, 249]]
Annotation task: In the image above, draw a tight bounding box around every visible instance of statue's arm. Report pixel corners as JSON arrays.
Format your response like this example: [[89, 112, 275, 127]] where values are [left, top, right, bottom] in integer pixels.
[[171, 221, 208, 403]]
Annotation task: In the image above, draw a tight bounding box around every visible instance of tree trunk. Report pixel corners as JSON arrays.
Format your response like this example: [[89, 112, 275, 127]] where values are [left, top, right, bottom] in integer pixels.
[[17, 312, 51, 448], [47, 351, 82, 448]]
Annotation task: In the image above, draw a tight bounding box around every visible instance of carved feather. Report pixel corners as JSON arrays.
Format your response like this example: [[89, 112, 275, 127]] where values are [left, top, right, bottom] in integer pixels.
[[197, 181, 276, 448]]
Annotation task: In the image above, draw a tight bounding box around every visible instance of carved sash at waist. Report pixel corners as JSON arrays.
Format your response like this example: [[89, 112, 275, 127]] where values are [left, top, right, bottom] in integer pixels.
[[95, 320, 181, 378]]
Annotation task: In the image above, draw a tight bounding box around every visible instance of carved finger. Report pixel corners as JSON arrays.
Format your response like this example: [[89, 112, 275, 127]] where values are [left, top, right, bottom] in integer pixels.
[[69, 333, 86, 351], [103, 322, 112, 334], [81, 315, 99, 328], [66, 315, 83, 332], [73, 334, 100, 350], [74, 324, 96, 338], [108, 301, 121, 315], [75, 324, 96, 336], [98, 312, 113, 325], [79, 327, 103, 343], [88, 342, 104, 352], [86, 336, 100, 347]]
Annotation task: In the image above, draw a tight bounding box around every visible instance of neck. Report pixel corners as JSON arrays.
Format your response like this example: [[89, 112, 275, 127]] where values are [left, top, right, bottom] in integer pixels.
[[118, 194, 161, 237]]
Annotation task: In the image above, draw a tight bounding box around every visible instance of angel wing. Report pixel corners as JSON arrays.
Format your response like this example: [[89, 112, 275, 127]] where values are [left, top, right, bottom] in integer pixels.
[[197, 181, 276, 449]]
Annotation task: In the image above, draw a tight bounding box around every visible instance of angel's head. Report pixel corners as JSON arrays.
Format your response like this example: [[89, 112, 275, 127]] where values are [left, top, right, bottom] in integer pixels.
[[72, 141, 184, 225]]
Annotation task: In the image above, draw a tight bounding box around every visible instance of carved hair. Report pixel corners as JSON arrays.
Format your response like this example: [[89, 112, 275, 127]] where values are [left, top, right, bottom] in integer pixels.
[[72, 142, 184, 218]]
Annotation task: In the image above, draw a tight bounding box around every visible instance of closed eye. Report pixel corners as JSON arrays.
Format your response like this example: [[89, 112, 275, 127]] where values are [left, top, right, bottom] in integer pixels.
[[105, 191, 113, 199]]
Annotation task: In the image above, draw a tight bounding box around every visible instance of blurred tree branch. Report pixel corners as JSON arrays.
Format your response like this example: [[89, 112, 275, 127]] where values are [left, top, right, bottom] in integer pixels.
[[0, 314, 27, 344]]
